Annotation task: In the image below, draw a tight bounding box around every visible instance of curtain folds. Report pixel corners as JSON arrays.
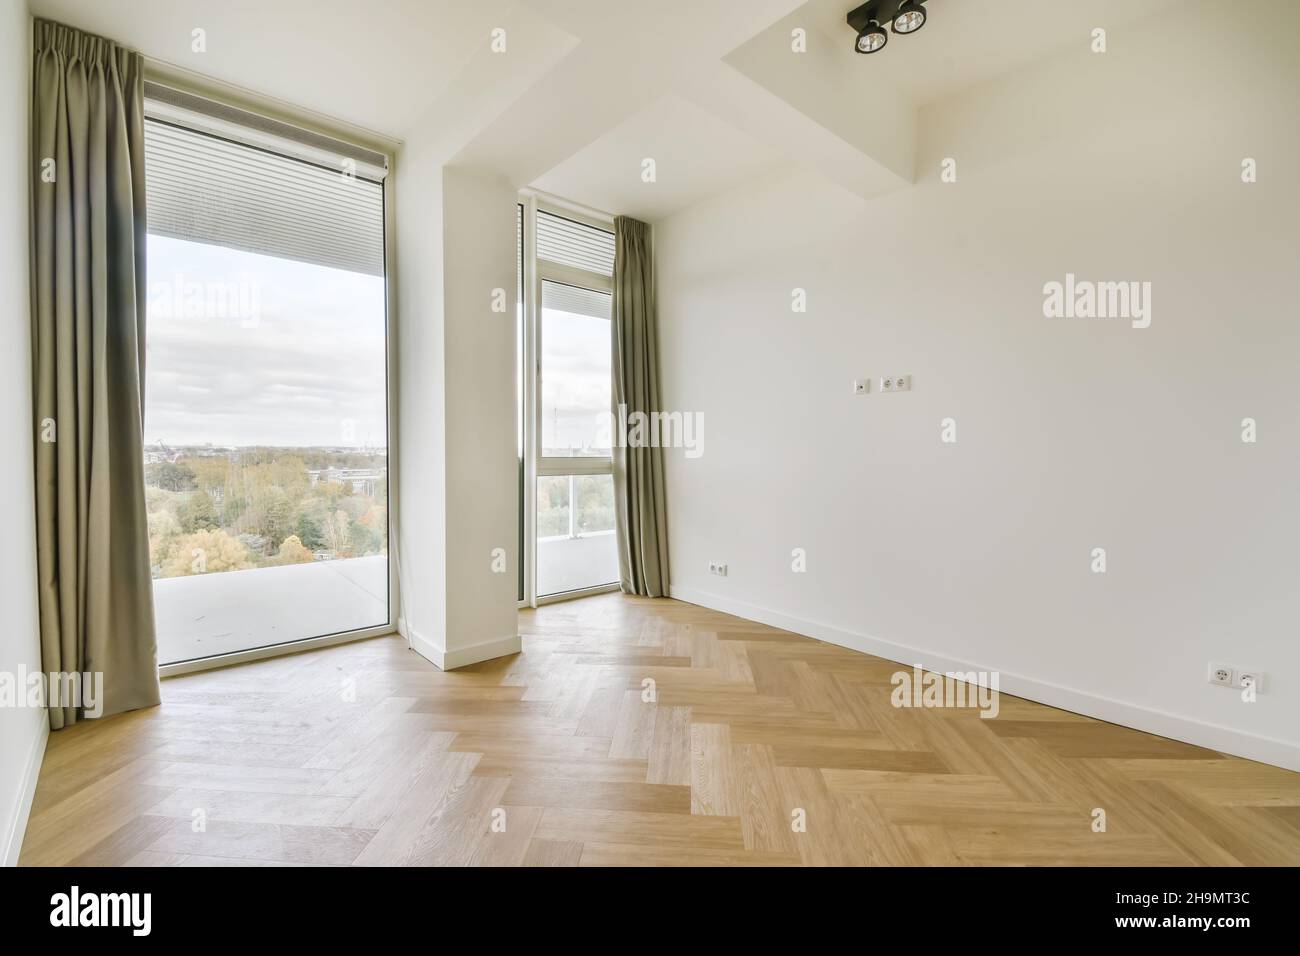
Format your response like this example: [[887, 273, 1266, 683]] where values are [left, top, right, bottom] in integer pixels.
[[31, 19, 160, 728], [611, 216, 670, 597]]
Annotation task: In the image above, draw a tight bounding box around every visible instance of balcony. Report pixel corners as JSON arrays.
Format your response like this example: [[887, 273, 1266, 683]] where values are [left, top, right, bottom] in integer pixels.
[[153, 555, 388, 665], [536, 529, 618, 597], [154, 531, 617, 665]]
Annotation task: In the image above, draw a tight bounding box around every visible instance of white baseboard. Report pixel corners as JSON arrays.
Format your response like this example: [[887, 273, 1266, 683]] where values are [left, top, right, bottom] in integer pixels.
[[2, 712, 48, 867], [403, 622, 522, 671], [668, 584, 1300, 773]]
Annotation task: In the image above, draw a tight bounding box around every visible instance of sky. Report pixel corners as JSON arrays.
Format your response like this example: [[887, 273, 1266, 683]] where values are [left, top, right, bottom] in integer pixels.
[[145, 235, 612, 454], [144, 235, 387, 449], [540, 305, 613, 454]]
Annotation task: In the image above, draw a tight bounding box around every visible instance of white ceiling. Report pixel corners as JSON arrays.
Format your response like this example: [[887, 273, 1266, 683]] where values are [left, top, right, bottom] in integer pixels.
[[28, 0, 512, 139], [30, 0, 1186, 220], [531, 95, 782, 223]]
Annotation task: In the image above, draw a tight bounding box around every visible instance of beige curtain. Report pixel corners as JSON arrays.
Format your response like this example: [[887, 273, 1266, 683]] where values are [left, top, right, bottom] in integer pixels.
[[611, 216, 670, 596], [31, 19, 159, 728]]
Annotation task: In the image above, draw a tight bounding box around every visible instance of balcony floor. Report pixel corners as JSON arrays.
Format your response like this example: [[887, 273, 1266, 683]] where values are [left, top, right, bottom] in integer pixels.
[[537, 531, 619, 597], [154, 555, 388, 665]]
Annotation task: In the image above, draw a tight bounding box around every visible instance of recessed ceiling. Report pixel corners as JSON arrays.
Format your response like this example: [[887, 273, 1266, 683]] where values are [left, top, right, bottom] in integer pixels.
[[791, 0, 1187, 107], [27, 0, 512, 138], [530, 95, 782, 222], [28, 0, 1190, 220]]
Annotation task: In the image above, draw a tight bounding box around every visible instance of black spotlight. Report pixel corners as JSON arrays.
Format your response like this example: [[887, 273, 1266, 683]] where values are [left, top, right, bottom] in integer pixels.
[[847, 1, 931, 54], [892, 0, 927, 34], [854, 19, 888, 54]]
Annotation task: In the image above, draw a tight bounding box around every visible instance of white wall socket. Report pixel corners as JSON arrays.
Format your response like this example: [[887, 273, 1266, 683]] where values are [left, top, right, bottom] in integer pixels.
[[880, 374, 911, 392], [852, 379, 870, 395], [708, 561, 728, 576], [1208, 662, 1265, 692], [1208, 663, 1234, 687]]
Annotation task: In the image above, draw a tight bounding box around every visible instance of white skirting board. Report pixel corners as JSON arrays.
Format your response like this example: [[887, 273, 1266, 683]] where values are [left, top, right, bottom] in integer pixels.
[[668, 585, 1300, 773], [400, 619, 522, 671], [2, 713, 48, 867]]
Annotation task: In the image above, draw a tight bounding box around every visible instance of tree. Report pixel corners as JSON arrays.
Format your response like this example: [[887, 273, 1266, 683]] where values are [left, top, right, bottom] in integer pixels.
[[321, 480, 354, 506], [145, 460, 196, 492], [188, 457, 231, 498], [238, 533, 269, 556], [537, 477, 570, 537], [275, 534, 315, 565], [348, 504, 386, 556], [576, 477, 614, 533], [243, 456, 310, 502], [160, 528, 254, 576], [322, 509, 351, 555], [144, 486, 176, 512], [147, 510, 180, 539], [177, 490, 218, 533], [147, 511, 181, 571], [348, 520, 382, 556], [146, 446, 387, 579], [294, 510, 325, 550], [249, 485, 292, 548], [222, 493, 248, 526]]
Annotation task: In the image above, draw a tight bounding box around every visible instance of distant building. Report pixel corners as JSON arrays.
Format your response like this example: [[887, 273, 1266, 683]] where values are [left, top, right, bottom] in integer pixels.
[[308, 468, 384, 496], [144, 440, 179, 464]]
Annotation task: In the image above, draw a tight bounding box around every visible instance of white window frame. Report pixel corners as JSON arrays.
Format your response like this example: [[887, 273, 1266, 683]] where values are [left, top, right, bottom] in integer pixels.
[[519, 192, 620, 607], [146, 66, 400, 676]]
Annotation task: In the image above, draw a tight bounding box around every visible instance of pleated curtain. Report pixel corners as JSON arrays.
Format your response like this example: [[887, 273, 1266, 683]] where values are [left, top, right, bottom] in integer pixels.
[[611, 216, 670, 596], [31, 19, 160, 727]]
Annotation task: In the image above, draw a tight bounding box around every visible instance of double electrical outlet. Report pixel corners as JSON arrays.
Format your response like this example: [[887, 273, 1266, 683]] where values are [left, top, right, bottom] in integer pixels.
[[1208, 662, 1265, 692], [708, 561, 728, 577], [852, 374, 911, 394]]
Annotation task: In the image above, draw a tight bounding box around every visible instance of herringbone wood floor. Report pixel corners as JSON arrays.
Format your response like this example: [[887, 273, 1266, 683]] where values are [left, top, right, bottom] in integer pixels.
[[19, 594, 1300, 866]]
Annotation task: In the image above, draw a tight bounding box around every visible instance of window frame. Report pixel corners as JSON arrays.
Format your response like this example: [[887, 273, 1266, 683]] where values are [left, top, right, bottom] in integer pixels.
[[520, 193, 620, 606], [146, 68, 400, 677]]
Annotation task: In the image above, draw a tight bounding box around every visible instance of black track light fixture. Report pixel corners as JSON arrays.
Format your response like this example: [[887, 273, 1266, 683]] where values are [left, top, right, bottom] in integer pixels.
[[855, 20, 888, 54], [847, 0, 931, 55], [892, 0, 927, 35]]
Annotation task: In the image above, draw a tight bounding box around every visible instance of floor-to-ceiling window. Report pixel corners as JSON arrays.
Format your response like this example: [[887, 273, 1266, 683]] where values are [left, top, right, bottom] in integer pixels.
[[521, 203, 620, 602], [142, 86, 391, 665], [517, 202, 526, 603]]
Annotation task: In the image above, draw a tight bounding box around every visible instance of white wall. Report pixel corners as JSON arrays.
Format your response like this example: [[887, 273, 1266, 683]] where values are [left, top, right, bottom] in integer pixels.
[[394, 130, 520, 669], [440, 165, 520, 663], [658, 1, 1300, 769], [393, 121, 449, 663], [0, 2, 46, 866]]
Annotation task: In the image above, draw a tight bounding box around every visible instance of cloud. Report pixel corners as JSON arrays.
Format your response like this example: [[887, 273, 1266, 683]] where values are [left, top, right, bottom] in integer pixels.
[[144, 236, 387, 448]]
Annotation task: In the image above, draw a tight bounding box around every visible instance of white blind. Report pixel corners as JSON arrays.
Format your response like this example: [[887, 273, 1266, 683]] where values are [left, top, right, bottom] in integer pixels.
[[144, 81, 388, 181], [144, 92, 386, 277], [542, 281, 611, 320], [537, 211, 614, 277]]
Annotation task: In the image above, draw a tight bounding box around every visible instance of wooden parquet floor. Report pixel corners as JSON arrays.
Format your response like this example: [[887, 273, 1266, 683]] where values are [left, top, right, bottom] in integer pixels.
[[19, 594, 1300, 866]]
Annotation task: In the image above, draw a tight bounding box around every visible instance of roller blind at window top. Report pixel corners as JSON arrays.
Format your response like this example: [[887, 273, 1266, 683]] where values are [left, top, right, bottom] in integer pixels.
[[143, 94, 385, 277]]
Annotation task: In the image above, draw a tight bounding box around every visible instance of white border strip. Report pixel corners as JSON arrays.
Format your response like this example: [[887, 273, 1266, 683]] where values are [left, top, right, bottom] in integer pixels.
[[401, 621, 522, 671], [669, 585, 1300, 773], [2, 714, 48, 867], [159, 625, 394, 678]]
